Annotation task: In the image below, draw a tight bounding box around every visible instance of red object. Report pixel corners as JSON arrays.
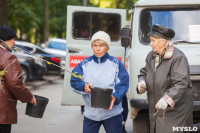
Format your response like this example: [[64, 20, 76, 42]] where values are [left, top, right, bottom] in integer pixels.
[[70, 56, 122, 68], [70, 56, 88, 68], [117, 57, 122, 61], [125, 57, 128, 70], [51, 57, 61, 63]]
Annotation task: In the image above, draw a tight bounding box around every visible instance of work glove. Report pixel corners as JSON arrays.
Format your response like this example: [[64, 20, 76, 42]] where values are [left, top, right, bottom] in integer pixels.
[[155, 98, 168, 110], [137, 81, 146, 94]]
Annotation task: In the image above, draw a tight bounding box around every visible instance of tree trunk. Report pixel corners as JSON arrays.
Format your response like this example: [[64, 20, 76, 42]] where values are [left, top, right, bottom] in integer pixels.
[[0, 0, 8, 26], [97, 0, 101, 7], [43, 0, 49, 43], [83, 0, 87, 6], [116, 0, 123, 8]]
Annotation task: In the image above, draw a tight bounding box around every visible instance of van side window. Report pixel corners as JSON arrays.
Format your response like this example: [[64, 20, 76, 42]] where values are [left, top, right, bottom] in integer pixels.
[[72, 12, 121, 41]]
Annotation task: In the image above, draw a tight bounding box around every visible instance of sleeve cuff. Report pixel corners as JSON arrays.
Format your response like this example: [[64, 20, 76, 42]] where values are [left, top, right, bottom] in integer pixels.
[[138, 76, 145, 82], [136, 87, 140, 94], [162, 93, 175, 108]]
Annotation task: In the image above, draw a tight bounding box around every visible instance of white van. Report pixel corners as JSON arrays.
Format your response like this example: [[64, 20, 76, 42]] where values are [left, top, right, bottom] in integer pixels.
[[62, 1, 200, 132], [120, 0, 200, 132], [61, 5, 126, 105]]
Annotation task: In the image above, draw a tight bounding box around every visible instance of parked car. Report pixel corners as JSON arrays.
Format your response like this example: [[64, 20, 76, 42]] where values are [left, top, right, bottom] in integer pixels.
[[60, 56, 66, 76], [43, 38, 67, 76], [14, 40, 62, 75], [43, 38, 66, 57], [13, 51, 46, 82]]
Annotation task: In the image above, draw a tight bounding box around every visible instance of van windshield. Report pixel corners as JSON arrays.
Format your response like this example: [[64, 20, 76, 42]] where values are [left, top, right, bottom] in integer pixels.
[[72, 12, 121, 41], [140, 8, 200, 45]]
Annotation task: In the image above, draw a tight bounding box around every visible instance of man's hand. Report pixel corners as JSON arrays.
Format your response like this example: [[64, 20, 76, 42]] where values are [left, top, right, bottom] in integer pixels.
[[107, 95, 116, 110], [155, 98, 168, 110], [138, 81, 146, 94], [84, 83, 93, 94], [29, 95, 37, 106]]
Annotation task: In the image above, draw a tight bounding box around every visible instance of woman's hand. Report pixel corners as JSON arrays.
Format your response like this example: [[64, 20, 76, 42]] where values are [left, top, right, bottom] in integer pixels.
[[138, 81, 146, 94], [155, 98, 168, 110]]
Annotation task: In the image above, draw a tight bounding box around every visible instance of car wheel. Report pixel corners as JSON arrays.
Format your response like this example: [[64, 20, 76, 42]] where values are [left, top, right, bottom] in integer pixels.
[[21, 66, 29, 82]]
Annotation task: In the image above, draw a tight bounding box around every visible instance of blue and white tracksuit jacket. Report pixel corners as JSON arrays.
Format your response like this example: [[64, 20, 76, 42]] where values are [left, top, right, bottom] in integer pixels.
[[70, 53, 129, 121]]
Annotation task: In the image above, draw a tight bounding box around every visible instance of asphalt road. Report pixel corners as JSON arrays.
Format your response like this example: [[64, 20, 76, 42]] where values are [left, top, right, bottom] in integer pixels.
[[12, 76, 133, 133]]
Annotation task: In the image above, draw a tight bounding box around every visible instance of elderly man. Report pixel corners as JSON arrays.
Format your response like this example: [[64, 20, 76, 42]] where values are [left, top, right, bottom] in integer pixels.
[[0, 26, 36, 133], [70, 31, 129, 133], [137, 25, 193, 133]]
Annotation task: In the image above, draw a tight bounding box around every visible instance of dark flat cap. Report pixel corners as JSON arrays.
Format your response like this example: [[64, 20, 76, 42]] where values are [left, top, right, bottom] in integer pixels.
[[0, 26, 16, 42], [149, 24, 175, 39]]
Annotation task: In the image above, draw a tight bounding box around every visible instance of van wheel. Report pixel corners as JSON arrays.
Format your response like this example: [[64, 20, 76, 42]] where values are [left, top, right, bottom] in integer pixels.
[[133, 113, 150, 133], [21, 66, 29, 82]]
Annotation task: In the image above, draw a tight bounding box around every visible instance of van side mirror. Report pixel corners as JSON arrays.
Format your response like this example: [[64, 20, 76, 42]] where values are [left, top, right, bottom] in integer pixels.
[[120, 27, 132, 48]]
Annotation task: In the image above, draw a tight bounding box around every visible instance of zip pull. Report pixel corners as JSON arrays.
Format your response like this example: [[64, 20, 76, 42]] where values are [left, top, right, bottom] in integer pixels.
[[97, 58, 100, 63]]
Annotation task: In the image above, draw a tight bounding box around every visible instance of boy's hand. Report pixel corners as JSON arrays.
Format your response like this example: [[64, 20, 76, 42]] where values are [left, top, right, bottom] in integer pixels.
[[84, 83, 93, 93], [107, 95, 116, 110]]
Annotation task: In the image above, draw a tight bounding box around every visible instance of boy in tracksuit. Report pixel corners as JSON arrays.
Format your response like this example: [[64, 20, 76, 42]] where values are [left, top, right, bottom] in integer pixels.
[[70, 31, 129, 133]]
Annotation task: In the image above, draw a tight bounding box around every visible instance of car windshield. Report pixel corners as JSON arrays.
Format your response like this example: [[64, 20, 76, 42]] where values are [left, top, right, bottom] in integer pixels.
[[48, 40, 66, 50], [139, 8, 200, 45]]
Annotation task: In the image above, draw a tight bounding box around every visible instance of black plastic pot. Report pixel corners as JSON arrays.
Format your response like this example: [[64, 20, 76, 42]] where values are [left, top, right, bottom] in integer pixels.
[[25, 95, 49, 118], [91, 87, 113, 109]]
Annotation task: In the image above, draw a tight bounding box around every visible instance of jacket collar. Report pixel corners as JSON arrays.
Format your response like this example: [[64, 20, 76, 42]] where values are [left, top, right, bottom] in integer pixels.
[[151, 45, 174, 70], [152, 45, 174, 59], [0, 43, 6, 50], [92, 53, 109, 63], [163, 45, 174, 59]]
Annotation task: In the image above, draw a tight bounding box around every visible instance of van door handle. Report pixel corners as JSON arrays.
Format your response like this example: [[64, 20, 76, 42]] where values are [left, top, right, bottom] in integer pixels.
[[68, 46, 81, 53]]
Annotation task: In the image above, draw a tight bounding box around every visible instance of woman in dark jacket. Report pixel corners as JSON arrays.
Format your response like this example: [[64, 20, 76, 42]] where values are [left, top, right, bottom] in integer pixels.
[[137, 25, 193, 133], [0, 26, 36, 133]]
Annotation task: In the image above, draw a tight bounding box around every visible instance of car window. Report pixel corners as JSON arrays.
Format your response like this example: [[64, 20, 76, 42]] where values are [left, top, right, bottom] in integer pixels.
[[35, 48, 48, 54], [14, 45, 30, 53], [48, 41, 66, 50], [23, 46, 34, 52]]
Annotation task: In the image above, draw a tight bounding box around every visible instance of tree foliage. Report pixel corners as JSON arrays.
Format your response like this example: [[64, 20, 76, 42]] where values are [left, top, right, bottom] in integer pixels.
[[5, 0, 137, 44], [49, 0, 82, 38], [7, 0, 42, 42], [90, 0, 136, 20]]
